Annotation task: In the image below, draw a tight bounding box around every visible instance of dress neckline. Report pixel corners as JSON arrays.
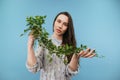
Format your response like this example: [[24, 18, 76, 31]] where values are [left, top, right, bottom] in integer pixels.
[[51, 35, 62, 46]]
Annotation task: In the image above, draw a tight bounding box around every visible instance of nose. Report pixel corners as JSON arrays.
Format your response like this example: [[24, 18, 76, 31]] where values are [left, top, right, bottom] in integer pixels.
[[58, 23, 63, 29]]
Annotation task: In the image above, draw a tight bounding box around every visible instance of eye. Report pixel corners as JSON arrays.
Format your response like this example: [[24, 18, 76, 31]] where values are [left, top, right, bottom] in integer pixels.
[[63, 22, 68, 27], [57, 19, 61, 23]]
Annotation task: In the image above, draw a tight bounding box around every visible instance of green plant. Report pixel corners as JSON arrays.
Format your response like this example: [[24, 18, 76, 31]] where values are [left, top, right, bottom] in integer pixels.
[[20, 16, 104, 64]]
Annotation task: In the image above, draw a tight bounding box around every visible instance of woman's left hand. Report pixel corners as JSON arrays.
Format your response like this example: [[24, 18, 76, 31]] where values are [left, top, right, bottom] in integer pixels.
[[77, 48, 96, 58], [69, 48, 96, 71], [71, 48, 96, 61]]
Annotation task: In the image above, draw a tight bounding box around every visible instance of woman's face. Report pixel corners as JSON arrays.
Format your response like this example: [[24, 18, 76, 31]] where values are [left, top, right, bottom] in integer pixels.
[[54, 14, 68, 36]]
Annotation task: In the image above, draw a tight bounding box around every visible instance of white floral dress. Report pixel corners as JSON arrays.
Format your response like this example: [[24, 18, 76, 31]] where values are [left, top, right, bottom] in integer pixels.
[[26, 36, 79, 80]]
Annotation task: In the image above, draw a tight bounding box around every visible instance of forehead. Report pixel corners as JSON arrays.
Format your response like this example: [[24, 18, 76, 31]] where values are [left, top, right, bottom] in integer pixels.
[[56, 14, 68, 23]]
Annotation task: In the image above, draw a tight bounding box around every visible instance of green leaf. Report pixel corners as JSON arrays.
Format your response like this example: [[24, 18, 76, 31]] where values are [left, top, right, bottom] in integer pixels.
[[20, 33, 24, 37]]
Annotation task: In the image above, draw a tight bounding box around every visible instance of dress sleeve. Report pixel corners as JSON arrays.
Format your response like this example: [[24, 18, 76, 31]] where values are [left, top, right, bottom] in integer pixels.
[[65, 63, 79, 77], [26, 46, 44, 73]]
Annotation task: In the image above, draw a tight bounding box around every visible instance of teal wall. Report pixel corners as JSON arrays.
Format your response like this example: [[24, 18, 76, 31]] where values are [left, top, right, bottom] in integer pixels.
[[0, 0, 120, 80]]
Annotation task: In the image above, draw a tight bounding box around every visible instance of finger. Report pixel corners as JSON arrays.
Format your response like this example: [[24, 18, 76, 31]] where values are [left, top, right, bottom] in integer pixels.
[[88, 53, 96, 58], [29, 35, 35, 40], [86, 48, 91, 52], [29, 34, 34, 38], [83, 49, 95, 57], [81, 48, 90, 57], [89, 49, 95, 54], [77, 51, 84, 58]]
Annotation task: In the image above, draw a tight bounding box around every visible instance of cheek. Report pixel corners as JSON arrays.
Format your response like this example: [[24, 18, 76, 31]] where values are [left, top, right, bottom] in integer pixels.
[[53, 27, 55, 32], [53, 24, 56, 32], [63, 27, 68, 33], [54, 22, 57, 30]]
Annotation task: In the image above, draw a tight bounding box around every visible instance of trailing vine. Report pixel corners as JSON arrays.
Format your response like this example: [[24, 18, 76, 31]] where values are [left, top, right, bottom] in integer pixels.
[[20, 16, 104, 64]]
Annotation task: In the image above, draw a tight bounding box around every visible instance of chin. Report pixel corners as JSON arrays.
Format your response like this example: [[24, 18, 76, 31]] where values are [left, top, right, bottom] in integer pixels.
[[57, 33, 62, 36], [55, 32, 63, 36]]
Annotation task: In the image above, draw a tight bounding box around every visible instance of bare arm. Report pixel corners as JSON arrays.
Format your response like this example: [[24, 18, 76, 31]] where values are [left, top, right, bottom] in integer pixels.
[[27, 35, 37, 67]]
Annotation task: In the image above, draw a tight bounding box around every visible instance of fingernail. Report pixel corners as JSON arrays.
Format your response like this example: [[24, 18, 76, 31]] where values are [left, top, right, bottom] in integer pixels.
[[93, 49, 95, 53], [88, 48, 91, 52]]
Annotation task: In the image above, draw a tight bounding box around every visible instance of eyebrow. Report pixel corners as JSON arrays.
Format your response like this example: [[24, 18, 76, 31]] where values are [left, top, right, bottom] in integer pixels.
[[57, 18, 68, 24]]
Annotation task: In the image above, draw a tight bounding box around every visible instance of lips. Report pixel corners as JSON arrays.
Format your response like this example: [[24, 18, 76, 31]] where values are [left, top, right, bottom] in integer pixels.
[[56, 29, 62, 33]]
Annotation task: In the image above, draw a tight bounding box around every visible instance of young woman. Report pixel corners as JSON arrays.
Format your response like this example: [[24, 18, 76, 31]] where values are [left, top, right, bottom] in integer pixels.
[[26, 11, 96, 80]]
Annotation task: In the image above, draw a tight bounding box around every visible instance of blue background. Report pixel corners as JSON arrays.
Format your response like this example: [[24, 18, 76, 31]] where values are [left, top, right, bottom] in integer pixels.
[[0, 0, 120, 80]]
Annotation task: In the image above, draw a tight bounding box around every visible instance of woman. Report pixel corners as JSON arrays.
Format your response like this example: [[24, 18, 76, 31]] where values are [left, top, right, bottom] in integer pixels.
[[26, 11, 96, 80]]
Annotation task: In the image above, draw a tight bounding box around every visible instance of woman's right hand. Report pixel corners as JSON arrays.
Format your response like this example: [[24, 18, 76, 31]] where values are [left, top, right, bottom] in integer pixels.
[[28, 34, 35, 48]]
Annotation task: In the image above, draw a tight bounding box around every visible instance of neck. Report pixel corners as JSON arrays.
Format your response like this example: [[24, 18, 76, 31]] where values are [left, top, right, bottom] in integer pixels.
[[53, 33, 63, 40]]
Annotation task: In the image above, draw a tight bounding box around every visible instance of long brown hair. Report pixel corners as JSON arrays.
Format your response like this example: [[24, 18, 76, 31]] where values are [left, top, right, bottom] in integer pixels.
[[53, 11, 76, 63]]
